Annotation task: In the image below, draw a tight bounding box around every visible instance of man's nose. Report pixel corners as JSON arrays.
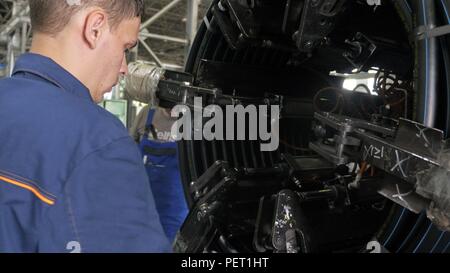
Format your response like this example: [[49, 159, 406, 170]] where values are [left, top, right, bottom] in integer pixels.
[[119, 54, 129, 76]]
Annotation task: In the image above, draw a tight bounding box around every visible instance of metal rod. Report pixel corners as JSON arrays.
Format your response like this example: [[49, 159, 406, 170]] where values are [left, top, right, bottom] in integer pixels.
[[20, 21, 27, 53], [139, 32, 188, 45], [414, 0, 439, 127], [140, 0, 182, 31], [186, 0, 199, 53], [138, 37, 164, 68], [7, 38, 15, 76], [0, 16, 29, 37]]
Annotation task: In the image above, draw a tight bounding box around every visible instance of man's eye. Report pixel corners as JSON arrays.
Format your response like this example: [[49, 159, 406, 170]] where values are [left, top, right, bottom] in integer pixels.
[[125, 49, 130, 54]]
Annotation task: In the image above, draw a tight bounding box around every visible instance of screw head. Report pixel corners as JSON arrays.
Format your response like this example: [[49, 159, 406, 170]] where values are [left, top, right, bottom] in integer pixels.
[[304, 41, 314, 49]]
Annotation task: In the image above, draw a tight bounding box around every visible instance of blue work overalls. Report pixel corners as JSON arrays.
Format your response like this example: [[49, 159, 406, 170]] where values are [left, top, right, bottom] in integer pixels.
[[139, 109, 188, 242], [0, 53, 170, 252]]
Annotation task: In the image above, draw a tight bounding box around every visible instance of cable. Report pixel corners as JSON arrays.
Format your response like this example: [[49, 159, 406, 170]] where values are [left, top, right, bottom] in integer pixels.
[[412, 222, 433, 253], [430, 230, 446, 253], [442, 240, 450, 253], [382, 208, 407, 246], [353, 84, 371, 94], [395, 213, 426, 252]]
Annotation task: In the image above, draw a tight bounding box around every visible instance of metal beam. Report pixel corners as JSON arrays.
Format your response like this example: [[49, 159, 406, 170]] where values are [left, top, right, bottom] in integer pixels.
[[186, 0, 199, 53], [138, 37, 164, 68], [140, 0, 182, 31], [20, 21, 27, 53], [139, 32, 188, 45]]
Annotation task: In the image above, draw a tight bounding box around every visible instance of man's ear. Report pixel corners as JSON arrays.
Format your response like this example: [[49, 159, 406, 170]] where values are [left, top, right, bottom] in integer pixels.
[[83, 10, 108, 49]]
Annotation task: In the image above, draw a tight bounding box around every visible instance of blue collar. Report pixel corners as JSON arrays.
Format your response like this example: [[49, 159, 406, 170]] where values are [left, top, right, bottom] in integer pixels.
[[12, 53, 93, 101]]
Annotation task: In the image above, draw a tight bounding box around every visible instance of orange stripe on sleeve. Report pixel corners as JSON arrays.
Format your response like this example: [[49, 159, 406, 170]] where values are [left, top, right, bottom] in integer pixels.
[[0, 175, 55, 205]]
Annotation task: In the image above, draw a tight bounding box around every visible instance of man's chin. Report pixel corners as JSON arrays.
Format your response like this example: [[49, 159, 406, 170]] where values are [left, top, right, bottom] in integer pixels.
[[102, 88, 114, 99], [94, 97, 103, 104], [93, 92, 109, 103]]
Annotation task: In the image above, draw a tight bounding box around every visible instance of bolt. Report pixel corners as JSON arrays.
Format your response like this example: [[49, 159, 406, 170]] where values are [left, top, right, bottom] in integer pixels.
[[293, 178, 302, 189], [304, 41, 314, 49]]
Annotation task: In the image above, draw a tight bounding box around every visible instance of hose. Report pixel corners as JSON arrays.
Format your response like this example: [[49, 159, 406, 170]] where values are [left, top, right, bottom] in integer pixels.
[[124, 61, 165, 105]]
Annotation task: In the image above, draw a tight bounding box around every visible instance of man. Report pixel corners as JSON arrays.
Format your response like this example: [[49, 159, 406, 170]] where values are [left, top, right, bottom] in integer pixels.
[[0, 0, 171, 253], [130, 105, 189, 243], [126, 62, 189, 243]]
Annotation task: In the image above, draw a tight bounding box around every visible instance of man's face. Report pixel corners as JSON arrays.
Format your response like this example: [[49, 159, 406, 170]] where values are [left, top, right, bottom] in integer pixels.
[[92, 17, 140, 103]]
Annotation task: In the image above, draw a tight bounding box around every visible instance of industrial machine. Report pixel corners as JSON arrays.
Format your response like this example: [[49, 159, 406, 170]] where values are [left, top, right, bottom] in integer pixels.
[[128, 0, 450, 253]]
